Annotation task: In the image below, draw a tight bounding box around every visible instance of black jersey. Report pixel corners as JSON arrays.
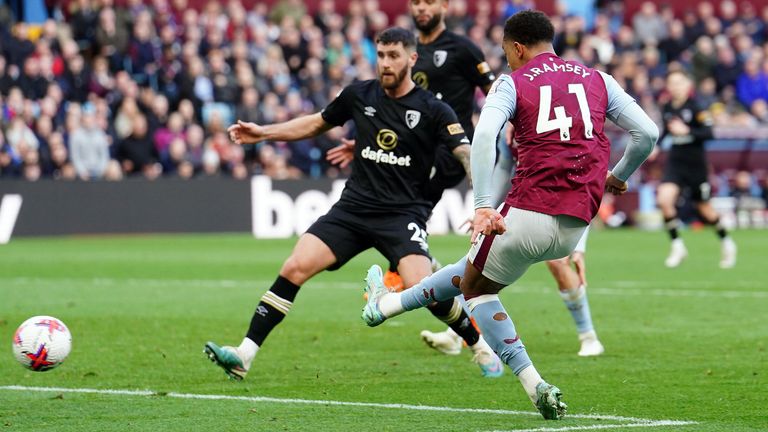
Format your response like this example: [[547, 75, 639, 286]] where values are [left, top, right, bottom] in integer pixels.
[[321, 80, 470, 216], [413, 31, 495, 139], [661, 99, 714, 167]]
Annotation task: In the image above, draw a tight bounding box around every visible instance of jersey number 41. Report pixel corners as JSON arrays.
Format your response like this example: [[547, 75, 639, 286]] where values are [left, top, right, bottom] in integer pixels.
[[536, 84, 594, 141]]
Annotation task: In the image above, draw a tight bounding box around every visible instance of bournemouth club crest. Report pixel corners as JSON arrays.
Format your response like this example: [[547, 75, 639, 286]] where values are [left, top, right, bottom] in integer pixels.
[[433, 50, 447, 67], [405, 110, 421, 129]]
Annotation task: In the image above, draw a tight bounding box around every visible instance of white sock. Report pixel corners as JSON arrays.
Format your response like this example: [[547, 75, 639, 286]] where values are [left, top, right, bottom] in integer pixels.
[[238, 337, 259, 369], [558, 284, 585, 302], [378, 292, 405, 317], [517, 364, 543, 403], [469, 334, 492, 354]]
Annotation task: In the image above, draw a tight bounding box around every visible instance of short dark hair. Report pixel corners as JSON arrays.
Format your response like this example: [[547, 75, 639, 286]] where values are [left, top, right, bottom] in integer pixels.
[[503, 10, 555, 46], [375, 27, 417, 50]]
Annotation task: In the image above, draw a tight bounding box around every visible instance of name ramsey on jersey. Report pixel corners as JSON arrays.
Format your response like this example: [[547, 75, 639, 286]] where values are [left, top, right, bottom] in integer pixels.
[[321, 80, 468, 215], [520, 59, 592, 81]]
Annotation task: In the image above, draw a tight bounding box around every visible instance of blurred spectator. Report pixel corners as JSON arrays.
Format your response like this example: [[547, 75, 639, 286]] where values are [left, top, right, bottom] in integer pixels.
[[633, 1, 667, 46], [69, 107, 111, 180], [116, 114, 157, 177], [17, 56, 48, 100], [736, 56, 768, 108], [95, 6, 130, 71], [713, 45, 742, 91], [691, 36, 717, 85], [659, 20, 688, 63]]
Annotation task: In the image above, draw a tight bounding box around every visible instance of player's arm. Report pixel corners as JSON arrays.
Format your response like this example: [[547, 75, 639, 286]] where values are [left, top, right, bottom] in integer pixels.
[[490, 131, 515, 207], [472, 76, 516, 209], [228, 113, 334, 145], [470, 76, 516, 241], [461, 42, 496, 95], [599, 72, 659, 188], [689, 107, 714, 141], [452, 143, 472, 184], [233, 83, 357, 146], [433, 100, 473, 182]]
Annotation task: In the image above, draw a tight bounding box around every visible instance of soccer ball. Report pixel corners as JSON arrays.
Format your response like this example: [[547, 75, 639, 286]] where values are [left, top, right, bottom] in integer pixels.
[[12, 316, 72, 371]]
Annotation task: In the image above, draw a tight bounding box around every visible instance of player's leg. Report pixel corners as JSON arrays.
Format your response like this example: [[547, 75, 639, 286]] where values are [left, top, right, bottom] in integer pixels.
[[461, 212, 564, 419], [206, 208, 368, 380], [465, 208, 586, 419], [396, 255, 463, 354], [205, 233, 336, 380], [364, 212, 502, 377], [546, 225, 602, 356], [546, 255, 603, 357], [397, 254, 502, 377], [657, 181, 687, 267], [696, 199, 737, 268], [363, 256, 466, 325]]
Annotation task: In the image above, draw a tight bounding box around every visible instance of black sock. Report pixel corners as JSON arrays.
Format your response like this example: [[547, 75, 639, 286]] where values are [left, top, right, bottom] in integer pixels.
[[427, 298, 480, 346], [664, 216, 680, 240], [711, 218, 728, 240], [245, 276, 301, 346]]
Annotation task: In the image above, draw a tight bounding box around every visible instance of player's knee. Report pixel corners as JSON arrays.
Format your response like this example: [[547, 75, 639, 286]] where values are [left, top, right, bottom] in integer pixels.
[[546, 257, 568, 273], [280, 255, 313, 285]]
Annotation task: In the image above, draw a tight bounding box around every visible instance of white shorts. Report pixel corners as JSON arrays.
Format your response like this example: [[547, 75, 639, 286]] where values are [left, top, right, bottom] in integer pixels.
[[573, 225, 590, 253], [468, 206, 588, 286]]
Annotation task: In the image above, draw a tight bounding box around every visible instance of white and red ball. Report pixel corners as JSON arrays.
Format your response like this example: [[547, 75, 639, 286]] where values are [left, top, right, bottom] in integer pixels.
[[12, 316, 72, 371]]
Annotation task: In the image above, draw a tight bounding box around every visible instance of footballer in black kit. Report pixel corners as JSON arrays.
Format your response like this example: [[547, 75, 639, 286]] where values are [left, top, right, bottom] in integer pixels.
[[203, 27, 501, 382], [311, 79, 470, 268], [413, 22, 496, 205], [660, 95, 713, 202], [656, 70, 736, 269]]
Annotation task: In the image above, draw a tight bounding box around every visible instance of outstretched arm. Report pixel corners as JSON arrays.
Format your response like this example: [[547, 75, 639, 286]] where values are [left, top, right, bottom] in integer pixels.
[[452, 144, 472, 185], [228, 113, 334, 145]]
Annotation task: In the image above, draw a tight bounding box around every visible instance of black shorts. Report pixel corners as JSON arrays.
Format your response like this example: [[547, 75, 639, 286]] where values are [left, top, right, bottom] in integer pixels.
[[424, 145, 467, 206], [662, 161, 711, 202], [306, 205, 431, 271]]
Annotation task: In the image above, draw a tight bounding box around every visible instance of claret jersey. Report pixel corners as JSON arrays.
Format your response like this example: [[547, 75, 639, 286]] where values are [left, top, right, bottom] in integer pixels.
[[321, 80, 470, 216], [484, 53, 635, 223]]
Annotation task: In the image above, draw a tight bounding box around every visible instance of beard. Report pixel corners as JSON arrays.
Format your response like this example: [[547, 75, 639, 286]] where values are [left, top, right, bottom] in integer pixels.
[[379, 65, 409, 90], [414, 12, 442, 33]]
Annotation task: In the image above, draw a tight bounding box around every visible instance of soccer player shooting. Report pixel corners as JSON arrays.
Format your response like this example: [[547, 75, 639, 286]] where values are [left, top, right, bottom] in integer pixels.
[[361, 11, 659, 420]]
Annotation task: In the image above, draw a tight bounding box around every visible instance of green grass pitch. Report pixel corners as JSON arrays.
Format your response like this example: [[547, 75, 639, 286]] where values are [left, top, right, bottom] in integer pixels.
[[0, 229, 765, 431]]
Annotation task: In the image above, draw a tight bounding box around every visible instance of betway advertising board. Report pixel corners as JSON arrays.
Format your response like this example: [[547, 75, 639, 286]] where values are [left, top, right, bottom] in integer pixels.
[[250, 176, 474, 238], [0, 176, 474, 238]]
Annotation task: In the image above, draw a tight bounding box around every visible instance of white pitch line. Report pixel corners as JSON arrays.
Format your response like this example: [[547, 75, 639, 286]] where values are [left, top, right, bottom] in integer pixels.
[[485, 420, 698, 432], [0, 385, 696, 428], [3, 276, 767, 299]]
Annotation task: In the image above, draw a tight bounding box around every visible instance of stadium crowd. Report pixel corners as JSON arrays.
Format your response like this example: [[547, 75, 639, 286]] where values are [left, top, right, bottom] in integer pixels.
[[0, 0, 765, 201]]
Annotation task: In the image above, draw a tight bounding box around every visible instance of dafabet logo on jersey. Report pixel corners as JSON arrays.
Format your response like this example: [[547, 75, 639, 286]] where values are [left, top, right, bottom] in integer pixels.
[[413, 71, 428, 90], [361, 129, 412, 166], [376, 129, 398, 150]]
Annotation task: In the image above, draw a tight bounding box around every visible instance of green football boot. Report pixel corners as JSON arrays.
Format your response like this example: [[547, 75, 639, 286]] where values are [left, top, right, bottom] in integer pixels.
[[535, 381, 567, 420], [204, 341, 248, 381]]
